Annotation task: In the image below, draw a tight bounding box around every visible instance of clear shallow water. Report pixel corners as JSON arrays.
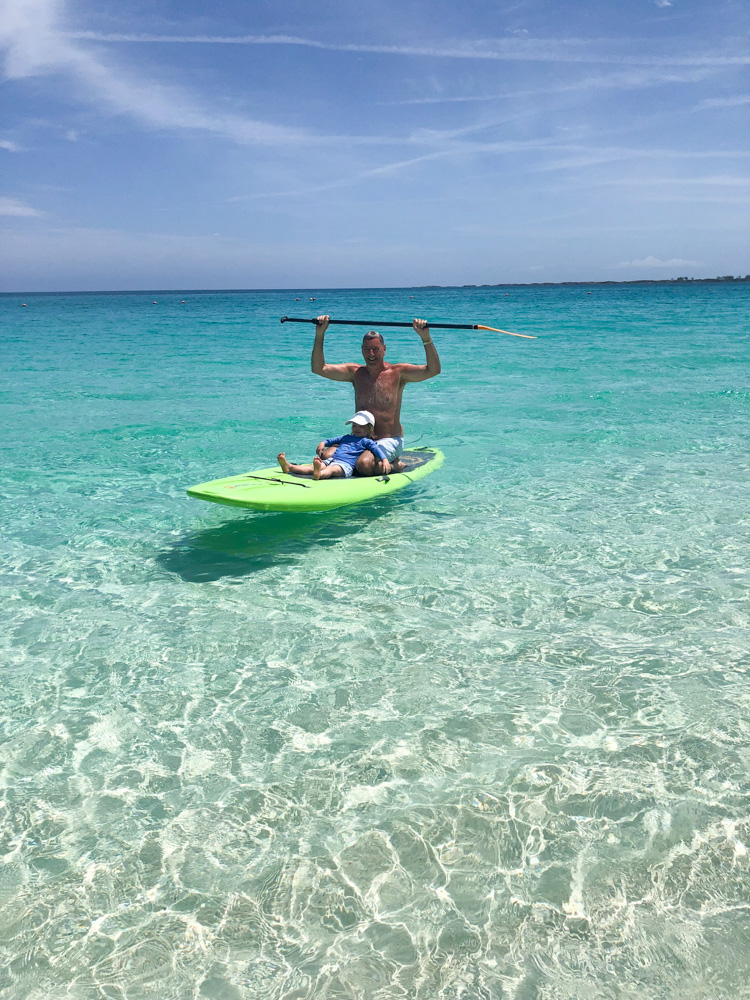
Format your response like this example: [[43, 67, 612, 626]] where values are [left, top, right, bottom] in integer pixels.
[[1, 284, 749, 999]]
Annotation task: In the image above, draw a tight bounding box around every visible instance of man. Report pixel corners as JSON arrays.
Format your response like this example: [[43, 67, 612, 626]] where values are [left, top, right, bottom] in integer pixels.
[[311, 315, 441, 475]]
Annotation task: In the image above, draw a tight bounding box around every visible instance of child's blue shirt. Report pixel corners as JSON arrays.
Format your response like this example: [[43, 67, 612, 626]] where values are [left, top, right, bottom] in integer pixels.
[[324, 434, 387, 467]]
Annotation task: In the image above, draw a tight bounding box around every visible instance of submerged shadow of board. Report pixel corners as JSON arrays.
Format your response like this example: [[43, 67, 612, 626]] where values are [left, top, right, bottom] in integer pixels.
[[186, 448, 444, 513], [158, 499, 402, 582]]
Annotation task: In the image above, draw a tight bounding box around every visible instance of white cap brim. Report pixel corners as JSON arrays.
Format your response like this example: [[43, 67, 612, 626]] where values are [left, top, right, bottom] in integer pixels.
[[345, 410, 375, 427]]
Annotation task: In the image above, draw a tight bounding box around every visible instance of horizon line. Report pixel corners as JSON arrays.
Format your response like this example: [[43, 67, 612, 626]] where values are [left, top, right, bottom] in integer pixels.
[[3, 276, 749, 296]]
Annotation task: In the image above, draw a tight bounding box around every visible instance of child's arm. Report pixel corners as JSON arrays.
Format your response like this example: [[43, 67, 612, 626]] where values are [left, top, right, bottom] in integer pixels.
[[364, 439, 387, 461]]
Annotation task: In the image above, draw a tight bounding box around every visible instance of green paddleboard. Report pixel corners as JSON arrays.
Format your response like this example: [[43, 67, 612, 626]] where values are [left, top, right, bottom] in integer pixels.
[[187, 448, 444, 513]]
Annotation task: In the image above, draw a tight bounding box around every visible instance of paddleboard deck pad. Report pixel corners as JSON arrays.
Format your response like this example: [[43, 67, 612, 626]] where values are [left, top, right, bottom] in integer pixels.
[[187, 448, 444, 512]]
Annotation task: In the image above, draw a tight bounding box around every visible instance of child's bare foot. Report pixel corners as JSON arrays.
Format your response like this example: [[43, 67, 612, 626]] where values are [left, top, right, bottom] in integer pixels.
[[313, 456, 323, 480], [277, 452, 289, 473]]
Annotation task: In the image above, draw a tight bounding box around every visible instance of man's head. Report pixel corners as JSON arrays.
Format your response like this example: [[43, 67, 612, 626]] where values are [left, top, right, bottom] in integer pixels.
[[345, 410, 376, 437], [362, 331, 386, 365]]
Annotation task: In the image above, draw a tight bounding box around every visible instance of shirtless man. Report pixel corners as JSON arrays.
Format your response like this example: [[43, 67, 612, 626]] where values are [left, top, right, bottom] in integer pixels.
[[311, 315, 441, 475]]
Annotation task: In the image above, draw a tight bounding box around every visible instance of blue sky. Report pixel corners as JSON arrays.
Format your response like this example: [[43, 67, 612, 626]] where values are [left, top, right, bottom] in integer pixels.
[[1, 0, 748, 290]]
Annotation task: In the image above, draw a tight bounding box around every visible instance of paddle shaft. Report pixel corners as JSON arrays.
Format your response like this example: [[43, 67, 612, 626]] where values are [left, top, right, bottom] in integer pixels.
[[283, 316, 483, 330], [279, 316, 535, 339]]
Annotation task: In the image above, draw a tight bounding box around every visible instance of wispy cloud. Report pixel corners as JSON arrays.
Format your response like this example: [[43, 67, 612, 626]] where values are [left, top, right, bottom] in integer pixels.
[[65, 30, 750, 68], [0, 0, 321, 147], [634, 193, 750, 205], [609, 174, 750, 187], [3, 1, 747, 168], [384, 68, 713, 106], [537, 145, 750, 171], [694, 94, 750, 110], [0, 139, 23, 151], [544, 173, 750, 199], [0, 196, 43, 216], [245, 139, 750, 201], [618, 255, 702, 268], [233, 150, 465, 200], [233, 138, 566, 200]]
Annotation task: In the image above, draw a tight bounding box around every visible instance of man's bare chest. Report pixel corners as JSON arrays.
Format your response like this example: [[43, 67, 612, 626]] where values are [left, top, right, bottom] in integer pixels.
[[354, 369, 402, 405]]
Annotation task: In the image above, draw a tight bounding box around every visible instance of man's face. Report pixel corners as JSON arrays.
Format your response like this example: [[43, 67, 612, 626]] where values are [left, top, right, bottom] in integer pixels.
[[362, 335, 385, 364]]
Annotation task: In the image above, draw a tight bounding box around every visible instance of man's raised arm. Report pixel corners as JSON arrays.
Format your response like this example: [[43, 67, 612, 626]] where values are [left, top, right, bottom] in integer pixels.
[[311, 315, 358, 382], [399, 318, 442, 383]]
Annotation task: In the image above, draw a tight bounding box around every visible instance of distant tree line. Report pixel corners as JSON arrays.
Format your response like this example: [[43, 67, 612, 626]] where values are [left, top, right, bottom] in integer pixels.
[[674, 275, 750, 282], [432, 275, 750, 289]]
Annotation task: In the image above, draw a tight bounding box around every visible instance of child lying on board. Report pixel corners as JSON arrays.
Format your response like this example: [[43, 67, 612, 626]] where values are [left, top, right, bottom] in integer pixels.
[[277, 410, 389, 480]]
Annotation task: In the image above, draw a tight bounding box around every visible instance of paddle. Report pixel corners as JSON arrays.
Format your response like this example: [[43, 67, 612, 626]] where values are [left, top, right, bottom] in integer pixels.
[[279, 316, 536, 339]]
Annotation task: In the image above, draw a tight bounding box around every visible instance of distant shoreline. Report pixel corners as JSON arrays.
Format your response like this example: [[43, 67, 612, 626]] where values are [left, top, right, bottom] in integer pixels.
[[421, 276, 750, 289], [2, 276, 749, 296]]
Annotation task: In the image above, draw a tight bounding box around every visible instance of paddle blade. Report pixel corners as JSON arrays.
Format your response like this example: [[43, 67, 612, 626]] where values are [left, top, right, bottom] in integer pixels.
[[476, 324, 536, 339]]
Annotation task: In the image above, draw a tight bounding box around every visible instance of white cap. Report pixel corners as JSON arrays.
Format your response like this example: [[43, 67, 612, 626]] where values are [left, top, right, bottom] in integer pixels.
[[345, 410, 375, 427]]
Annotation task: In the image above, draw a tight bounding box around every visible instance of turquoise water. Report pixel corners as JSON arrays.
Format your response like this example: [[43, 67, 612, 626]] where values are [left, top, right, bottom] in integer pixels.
[[1, 284, 749, 999]]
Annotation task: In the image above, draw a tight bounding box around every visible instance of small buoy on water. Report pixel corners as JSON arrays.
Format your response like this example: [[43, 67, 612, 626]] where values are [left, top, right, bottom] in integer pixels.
[[309, 297, 315, 301], [22, 303, 27, 307], [153, 301, 157, 304], [296, 298, 300, 301], [181, 300, 185, 304]]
